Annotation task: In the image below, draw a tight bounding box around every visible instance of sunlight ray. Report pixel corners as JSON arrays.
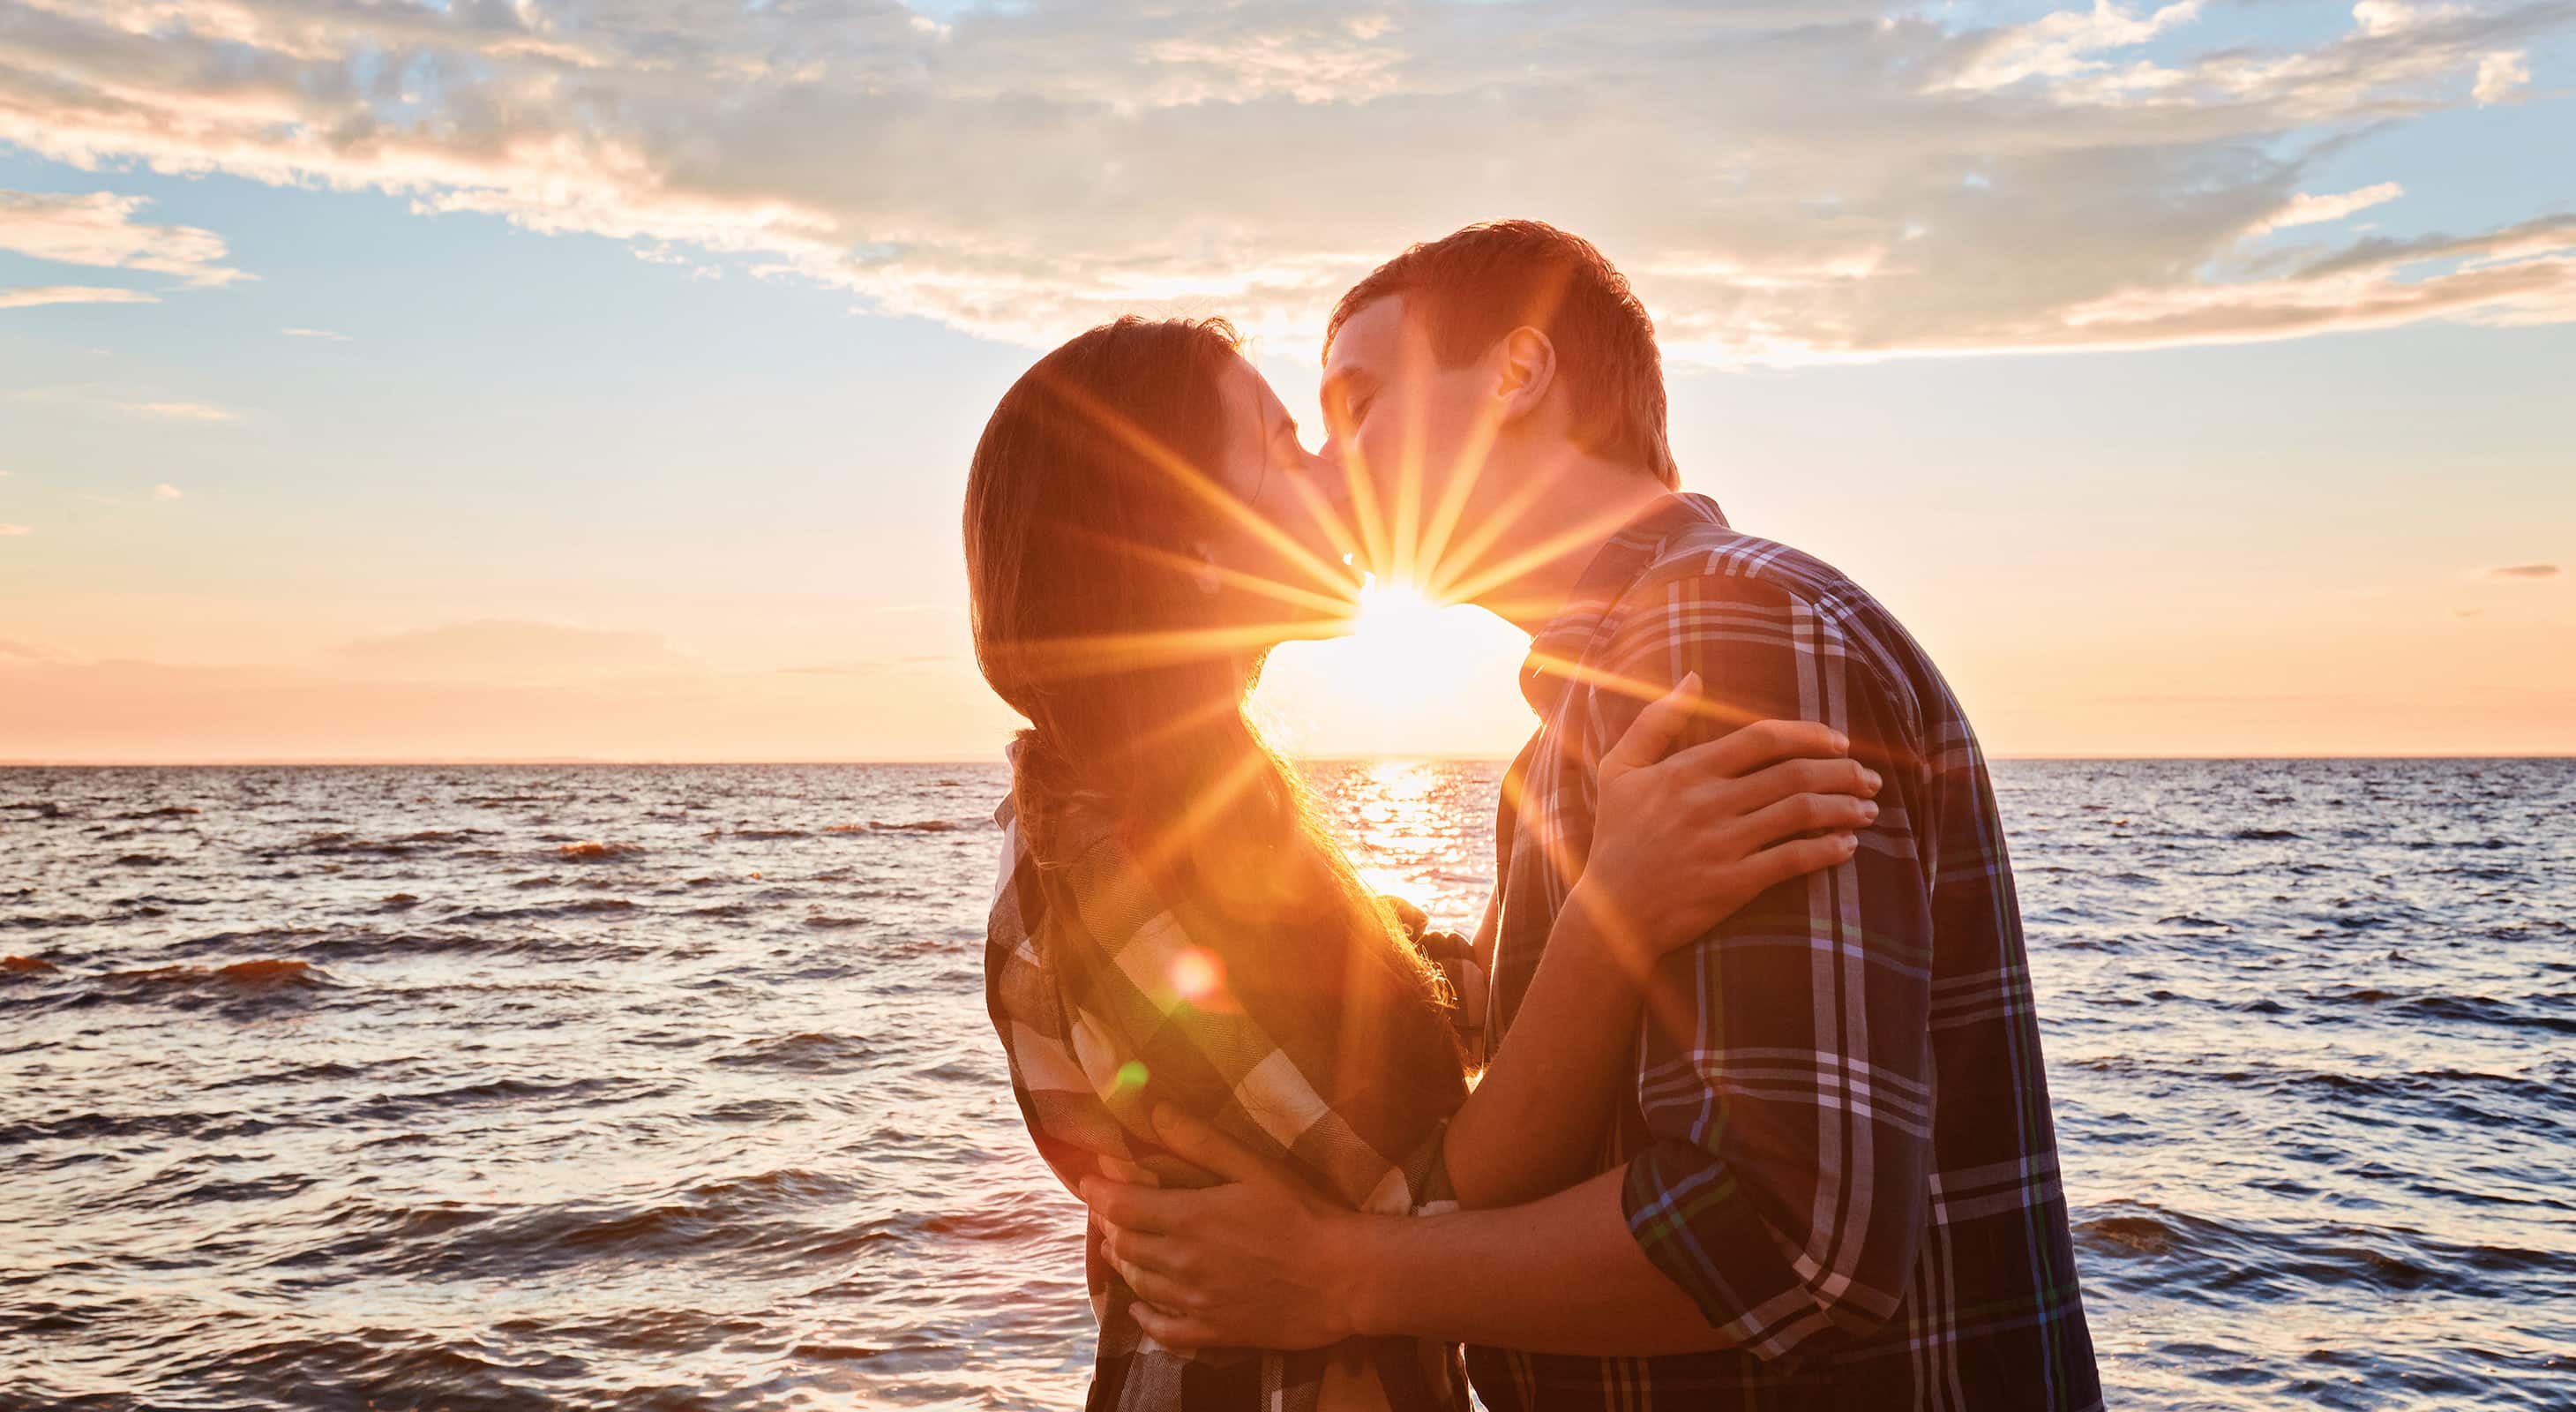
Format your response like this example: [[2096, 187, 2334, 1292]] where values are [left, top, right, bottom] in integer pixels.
[[999, 621, 1344, 682], [1427, 495, 1660, 611], [1409, 263, 1572, 596], [1085, 530, 1359, 620], [1128, 744, 1274, 878], [1037, 368, 1356, 600]]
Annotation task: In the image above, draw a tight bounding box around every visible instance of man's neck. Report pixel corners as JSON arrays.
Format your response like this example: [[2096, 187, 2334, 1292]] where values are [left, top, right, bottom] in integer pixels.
[[1464, 459, 1673, 638]]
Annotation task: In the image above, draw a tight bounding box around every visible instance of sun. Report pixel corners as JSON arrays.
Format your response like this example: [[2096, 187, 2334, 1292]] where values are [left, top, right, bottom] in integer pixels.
[[1250, 575, 1532, 758]]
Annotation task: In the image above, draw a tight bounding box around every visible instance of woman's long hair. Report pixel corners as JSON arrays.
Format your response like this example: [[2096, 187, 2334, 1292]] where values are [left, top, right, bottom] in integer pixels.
[[964, 316, 1464, 1108]]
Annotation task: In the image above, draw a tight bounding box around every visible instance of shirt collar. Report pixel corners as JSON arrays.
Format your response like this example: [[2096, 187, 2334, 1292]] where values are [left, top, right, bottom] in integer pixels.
[[1516, 492, 1728, 716]]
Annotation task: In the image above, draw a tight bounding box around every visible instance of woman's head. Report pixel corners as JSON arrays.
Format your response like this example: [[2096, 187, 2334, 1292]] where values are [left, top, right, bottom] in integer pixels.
[[965, 316, 1459, 1081], [963, 318, 1345, 848], [964, 318, 1345, 741]]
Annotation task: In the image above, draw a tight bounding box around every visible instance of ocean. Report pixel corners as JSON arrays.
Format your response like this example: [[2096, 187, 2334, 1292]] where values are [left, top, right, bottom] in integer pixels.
[[4, 759, 2572, 1410]]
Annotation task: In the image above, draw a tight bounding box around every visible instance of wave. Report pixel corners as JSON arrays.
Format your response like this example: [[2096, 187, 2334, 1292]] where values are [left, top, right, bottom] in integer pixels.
[[709, 1031, 879, 1073]]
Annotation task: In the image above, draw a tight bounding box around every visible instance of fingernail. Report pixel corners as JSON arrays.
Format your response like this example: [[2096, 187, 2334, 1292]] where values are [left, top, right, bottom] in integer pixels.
[[1862, 769, 1881, 792], [1150, 1104, 1175, 1133], [1833, 732, 1850, 753], [1838, 833, 1860, 852], [1861, 801, 1880, 822]]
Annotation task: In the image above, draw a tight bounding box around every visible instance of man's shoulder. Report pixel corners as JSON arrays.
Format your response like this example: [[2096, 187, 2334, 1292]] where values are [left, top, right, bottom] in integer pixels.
[[1619, 520, 1903, 654], [1606, 514, 1958, 741]]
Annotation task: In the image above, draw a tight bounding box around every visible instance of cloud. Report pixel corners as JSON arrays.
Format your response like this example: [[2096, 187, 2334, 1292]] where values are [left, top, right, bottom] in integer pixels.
[[0, 189, 244, 287], [0, 2, 2569, 363], [128, 401, 236, 421], [281, 327, 348, 340], [0, 524, 29, 536], [152, 482, 181, 499], [0, 285, 160, 310], [2247, 183, 2406, 237], [2475, 49, 2532, 101], [2488, 563, 2563, 579]]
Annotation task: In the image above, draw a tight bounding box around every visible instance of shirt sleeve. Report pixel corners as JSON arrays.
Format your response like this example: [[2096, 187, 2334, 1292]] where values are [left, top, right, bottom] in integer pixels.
[[1588, 571, 1936, 1358]]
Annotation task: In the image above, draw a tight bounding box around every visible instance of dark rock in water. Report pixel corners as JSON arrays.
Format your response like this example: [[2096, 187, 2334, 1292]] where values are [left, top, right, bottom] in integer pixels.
[[3, 954, 56, 973], [2078, 1214, 2178, 1257], [869, 819, 960, 832], [2232, 828, 2302, 840]]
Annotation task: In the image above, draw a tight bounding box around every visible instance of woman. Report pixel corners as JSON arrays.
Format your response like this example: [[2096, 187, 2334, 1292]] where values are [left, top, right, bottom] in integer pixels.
[[965, 318, 1876, 1411]]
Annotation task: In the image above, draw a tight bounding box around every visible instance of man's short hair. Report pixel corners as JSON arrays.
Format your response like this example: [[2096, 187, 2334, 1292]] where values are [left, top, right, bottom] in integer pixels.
[[1328, 220, 1679, 489]]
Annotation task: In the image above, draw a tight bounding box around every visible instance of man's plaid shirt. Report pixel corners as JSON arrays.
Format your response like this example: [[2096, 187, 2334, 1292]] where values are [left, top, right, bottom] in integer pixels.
[[1472, 493, 2100, 1410], [985, 777, 1481, 1412]]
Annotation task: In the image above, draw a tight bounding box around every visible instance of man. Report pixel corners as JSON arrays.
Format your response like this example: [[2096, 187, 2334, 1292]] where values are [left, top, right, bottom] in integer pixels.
[[1083, 221, 2100, 1409]]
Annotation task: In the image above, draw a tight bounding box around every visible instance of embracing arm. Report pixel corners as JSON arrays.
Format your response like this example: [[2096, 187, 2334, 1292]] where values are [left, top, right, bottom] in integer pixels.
[[1434, 680, 1875, 1212]]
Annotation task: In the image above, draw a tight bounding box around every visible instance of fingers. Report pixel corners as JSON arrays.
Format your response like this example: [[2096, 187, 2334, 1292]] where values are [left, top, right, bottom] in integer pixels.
[[1738, 831, 1861, 893], [1077, 1178, 1186, 1236], [1098, 1219, 1186, 1280], [1600, 671, 1703, 778], [1130, 1301, 1224, 1352], [1109, 1251, 1200, 1311], [1733, 790, 1880, 851], [1149, 1106, 1274, 1186], [1673, 717, 1850, 781], [1726, 755, 1881, 812]]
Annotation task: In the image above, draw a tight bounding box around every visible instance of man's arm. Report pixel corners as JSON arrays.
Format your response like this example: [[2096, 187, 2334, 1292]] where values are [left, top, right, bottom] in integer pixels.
[[1578, 570, 1936, 1355]]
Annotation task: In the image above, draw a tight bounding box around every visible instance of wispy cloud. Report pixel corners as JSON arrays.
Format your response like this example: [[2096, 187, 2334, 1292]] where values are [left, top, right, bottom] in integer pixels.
[[281, 327, 349, 341], [152, 483, 182, 500], [0, 524, 30, 537], [0, 190, 245, 287], [0, 285, 160, 311], [129, 401, 236, 422], [2249, 184, 2407, 237], [2488, 563, 2563, 579], [0, 3, 2565, 362]]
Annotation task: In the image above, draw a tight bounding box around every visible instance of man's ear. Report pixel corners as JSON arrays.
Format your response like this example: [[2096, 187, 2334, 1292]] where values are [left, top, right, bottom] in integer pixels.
[[1492, 325, 1558, 426]]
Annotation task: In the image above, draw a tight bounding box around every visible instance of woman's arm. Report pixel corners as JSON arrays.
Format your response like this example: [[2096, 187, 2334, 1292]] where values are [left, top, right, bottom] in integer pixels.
[[1434, 678, 1879, 1210]]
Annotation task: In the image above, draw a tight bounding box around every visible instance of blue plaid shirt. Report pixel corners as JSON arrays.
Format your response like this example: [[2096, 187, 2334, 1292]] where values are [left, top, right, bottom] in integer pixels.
[[1474, 493, 2100, 1410]]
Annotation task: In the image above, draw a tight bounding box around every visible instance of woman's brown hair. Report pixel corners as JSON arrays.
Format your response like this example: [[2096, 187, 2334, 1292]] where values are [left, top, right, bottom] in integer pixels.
[[964, 316, 1463, 1102]]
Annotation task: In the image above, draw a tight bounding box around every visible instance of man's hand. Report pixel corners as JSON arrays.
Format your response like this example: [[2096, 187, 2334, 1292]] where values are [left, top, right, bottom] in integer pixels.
[[1079, 1106, 1374, 1351]]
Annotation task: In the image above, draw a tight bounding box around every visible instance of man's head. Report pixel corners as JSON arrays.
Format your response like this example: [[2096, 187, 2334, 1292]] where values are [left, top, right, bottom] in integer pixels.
[[1319, 221, 1677, 585]]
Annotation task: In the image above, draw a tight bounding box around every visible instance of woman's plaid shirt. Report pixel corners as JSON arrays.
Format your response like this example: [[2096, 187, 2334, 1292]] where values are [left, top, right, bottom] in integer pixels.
[[1471, 493, 2101, 1411], [984, 782, 1483, 1412]]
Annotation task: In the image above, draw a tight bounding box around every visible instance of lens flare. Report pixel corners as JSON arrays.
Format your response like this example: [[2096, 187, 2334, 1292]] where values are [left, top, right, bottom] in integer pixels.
[[1170, 946, 1226, 1006]]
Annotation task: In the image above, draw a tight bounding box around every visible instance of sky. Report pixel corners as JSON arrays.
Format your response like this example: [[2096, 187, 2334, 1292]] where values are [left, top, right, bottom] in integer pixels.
[[0, 0, 2570, 763]]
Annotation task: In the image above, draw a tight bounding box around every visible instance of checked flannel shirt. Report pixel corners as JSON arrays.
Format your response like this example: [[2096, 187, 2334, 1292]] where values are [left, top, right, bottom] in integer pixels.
[[1472, 493, 2101, 1411], [985, 774, 1485, 1412]]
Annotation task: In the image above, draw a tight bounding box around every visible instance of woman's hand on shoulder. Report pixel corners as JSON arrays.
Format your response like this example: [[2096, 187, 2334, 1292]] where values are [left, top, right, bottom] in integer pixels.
[[1576, 672, 1880, 965]]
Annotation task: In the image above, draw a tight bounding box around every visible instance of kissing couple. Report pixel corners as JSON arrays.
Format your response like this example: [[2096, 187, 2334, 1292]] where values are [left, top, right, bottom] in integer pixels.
[[964, 221, 2101, 1412]]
